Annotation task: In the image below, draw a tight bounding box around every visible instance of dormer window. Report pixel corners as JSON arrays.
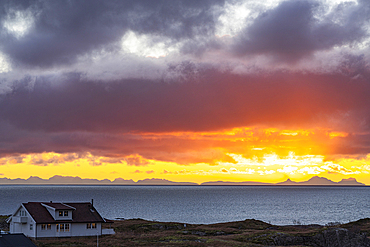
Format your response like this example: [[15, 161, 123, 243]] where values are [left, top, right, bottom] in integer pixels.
[[59, 210, 69, 217]]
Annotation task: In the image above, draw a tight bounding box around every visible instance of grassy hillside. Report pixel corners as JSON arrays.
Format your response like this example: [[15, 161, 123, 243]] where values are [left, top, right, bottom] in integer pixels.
[[31, 218, 370, 247]]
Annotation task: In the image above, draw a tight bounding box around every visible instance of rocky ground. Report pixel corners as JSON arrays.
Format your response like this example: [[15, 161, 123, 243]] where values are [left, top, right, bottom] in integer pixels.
[[0, 215, 9, 232], [1, 216, 370, 246]]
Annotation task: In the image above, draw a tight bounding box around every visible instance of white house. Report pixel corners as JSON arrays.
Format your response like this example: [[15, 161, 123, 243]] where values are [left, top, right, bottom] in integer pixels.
[[7, 201, 114, 238]]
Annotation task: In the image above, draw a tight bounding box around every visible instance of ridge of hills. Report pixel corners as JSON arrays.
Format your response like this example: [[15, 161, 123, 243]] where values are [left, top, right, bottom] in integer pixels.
[[0, 175, 365, 186]]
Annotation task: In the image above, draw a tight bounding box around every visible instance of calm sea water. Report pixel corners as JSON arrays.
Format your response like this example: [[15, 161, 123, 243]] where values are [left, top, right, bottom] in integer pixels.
[[0, 185, 369, 225]]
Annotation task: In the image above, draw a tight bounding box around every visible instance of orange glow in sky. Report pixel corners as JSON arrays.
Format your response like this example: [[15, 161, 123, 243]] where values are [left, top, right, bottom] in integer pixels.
[[1, 127, 369, 185], [1, 0, 370, 187]]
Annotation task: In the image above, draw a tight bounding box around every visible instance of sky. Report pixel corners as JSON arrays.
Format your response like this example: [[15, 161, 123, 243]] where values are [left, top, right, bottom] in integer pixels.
[[0, 0, 370, 184]]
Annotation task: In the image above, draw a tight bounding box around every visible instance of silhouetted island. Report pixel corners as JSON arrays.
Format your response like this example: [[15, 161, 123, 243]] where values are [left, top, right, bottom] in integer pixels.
[[0, 175, 366, 186]]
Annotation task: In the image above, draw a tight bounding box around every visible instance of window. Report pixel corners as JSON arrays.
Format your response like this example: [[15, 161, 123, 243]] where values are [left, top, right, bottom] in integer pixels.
[[56, 224, 70, 232], [59, 211, 69, 217], [30, 224, 33, 230], [42, 224, 52, 230], [87, 223, 97, 229], [20, 210, 26, 216]]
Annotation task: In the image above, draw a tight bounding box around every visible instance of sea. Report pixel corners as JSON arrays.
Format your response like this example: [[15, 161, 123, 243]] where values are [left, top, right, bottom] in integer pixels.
[[0, 185, 369, 225]]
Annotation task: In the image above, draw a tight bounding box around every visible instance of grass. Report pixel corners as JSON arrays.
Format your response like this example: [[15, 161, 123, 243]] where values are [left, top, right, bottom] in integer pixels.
[[0, 217, 367, 246]]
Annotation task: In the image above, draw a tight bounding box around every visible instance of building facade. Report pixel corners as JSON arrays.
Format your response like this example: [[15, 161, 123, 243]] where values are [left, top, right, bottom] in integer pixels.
[[7, 201, 109, 238]]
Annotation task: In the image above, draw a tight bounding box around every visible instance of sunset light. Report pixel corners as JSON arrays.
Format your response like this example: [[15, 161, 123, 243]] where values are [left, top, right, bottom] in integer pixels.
[[1, 125, 369, 184], [0, 0, 369, 186]]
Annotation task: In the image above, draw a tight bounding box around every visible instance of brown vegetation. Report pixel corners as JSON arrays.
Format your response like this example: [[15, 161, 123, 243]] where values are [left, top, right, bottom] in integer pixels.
[[31, 218, 370, 247], [2, 216, 370, 246]]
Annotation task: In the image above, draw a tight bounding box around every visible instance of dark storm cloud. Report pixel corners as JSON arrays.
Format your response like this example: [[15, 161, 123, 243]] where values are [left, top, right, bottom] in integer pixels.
[[1, 68, 370, 135], [1, 66, 370, 161], [0, 0, 368, 69], [0, 0, 370, 162], [233, 0, 368, 62], [0, 0, 224, 67]]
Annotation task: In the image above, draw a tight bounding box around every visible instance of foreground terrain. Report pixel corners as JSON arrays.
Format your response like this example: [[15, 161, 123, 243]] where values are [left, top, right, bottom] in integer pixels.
[[2, 216, 370, 246]]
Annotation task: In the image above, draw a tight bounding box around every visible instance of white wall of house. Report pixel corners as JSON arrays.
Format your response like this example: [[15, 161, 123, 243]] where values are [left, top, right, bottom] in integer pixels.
[[20, 217, 36, 238], [36, 223, 57, 238], [35, 223, 102, 238], [9, 203, 107, 238], [9, 205, 36, 238], [9, 221, 22, 233], [69, 223, 102, 237], [9, 207, 24, 234]]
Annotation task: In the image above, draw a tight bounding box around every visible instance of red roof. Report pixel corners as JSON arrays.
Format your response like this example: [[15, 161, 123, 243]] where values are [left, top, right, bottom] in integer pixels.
[[22, 202, 105, 224]]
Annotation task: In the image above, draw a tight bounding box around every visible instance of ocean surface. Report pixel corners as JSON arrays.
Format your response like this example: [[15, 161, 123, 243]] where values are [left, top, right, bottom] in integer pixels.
[[0, 185, 369, 225]]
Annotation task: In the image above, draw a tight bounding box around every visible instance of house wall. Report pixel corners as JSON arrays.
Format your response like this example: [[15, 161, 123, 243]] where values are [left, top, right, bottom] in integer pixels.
[[9, 205, 36, 238], [21, 217, 36, 238], [35, 222, 102, 238], [9, 221, 22, 233], [10, 203, 105, 238], [36, 224, 57, 238], [70, 223, 102, 237], [14, 206, 27, 217]]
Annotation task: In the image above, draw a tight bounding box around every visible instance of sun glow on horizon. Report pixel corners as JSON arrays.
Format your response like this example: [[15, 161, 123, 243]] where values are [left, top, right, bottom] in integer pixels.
[[0, 126, 369, 185]]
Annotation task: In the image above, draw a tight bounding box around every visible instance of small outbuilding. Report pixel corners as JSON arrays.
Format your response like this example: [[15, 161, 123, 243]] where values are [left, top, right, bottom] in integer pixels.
[[7, 201, 114, 238]]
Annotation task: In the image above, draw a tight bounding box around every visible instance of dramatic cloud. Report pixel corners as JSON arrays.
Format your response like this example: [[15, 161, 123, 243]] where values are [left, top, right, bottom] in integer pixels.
[[0, 0, 369, 183], [0, 0, 224, 68], [233, 0, 368, 62], [1, 70, 370, 133]]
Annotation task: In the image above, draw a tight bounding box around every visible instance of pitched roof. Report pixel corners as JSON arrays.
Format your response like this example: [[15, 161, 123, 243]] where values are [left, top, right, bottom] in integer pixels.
[[0, 233, 37, 247], [64, 203, 105, 223], [22, 202, 105, 224], [41, 202, 75, 210]]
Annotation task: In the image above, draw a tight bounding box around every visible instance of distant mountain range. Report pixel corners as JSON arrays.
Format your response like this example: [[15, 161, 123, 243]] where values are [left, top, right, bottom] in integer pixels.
[[275, 177, 365, 186], [0, 176, 197, 185], [0, 175, 365, 186], [202, 177, 365, 186]]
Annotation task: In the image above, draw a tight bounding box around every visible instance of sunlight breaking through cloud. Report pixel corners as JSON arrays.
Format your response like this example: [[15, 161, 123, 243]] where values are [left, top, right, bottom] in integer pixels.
[[3, 9, 35, 39], [223, 152, 327, 167], [121, 31, 178, 58], [0, 0, 369, 184]]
